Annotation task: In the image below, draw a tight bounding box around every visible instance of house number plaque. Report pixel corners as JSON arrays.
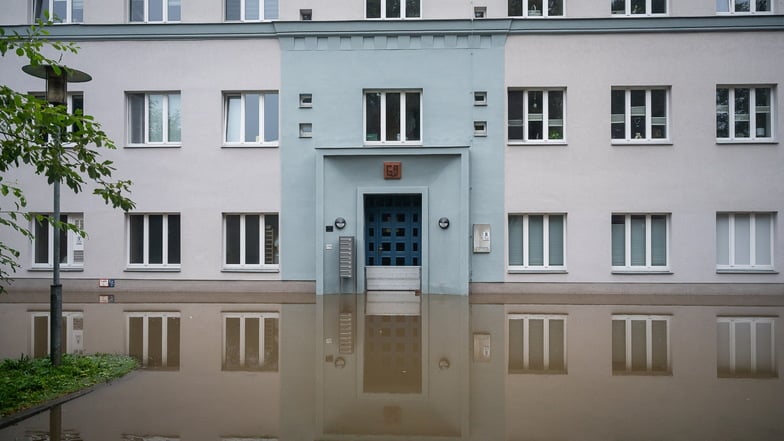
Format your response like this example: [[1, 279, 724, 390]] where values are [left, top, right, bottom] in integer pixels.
[[384, 162, 402, 179]]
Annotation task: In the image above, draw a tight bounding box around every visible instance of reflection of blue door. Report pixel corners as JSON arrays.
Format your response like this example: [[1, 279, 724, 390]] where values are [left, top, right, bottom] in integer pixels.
[[365, 194, 421, 266]]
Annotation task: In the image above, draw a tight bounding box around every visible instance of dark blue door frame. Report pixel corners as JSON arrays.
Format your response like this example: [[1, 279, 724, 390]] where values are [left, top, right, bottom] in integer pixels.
[[364, 194, 422, 266]]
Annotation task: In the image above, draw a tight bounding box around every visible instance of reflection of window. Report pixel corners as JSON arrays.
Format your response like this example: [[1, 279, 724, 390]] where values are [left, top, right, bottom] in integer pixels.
[[126, 312, 180, 369], [508, 214, 565, 271], [33, 0, 83, 23], [223, 214, 279, 270], [224, 92, 279, 145], [366, 0, 420, 18], [364, 91, 421, 145], [716, 213, 774, 271], [31, 311, 84, 358], [717, 317, 776, 378], [508, 89, 565, 142], [32, 213, 84, 269], [716, 86, 773, 141], [508, 314, 567, 373], [611, 214, 669, 271], [127, 214, 181, 269], [130, 0, 180, 22], [717, 0, 771, 14], [128, 92, 181, 145], [611, 0, 666, 15], [508, 0, 564, 17], [225, 0, 278, 20], [612, 315, 670, 374], [611, 88, 669, 142], [222, 313, 279, 371]]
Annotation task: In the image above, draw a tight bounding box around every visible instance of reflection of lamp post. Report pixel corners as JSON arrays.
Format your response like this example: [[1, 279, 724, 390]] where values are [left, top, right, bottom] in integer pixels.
[[22, 64, 91, 366]]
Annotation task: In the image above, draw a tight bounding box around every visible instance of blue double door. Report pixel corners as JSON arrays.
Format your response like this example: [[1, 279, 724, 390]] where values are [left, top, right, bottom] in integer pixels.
[[364, 194, 422, 266]]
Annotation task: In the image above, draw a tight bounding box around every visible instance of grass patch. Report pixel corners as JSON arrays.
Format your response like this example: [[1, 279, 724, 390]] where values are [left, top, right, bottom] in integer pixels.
[[0, 354, 138, 417]]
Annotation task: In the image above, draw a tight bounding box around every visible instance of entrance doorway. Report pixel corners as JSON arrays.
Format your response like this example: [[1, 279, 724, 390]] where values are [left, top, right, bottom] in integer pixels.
[[364, 194, 421, 267]]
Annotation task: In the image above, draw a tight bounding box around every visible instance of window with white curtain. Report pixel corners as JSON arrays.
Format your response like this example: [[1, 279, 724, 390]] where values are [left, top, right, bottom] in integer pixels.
[[716, 86, 774, 141], [128, 92, 181, 145], [225, 0, 279, 21], [33, 0, 83, 23], [508, 0, 564, 17], [611, 88, 669, 142], [717, 317, 776, 378], [716, 0, 772, 14], [508, 89, 566, 143], [130, 0, 180, 22], [716, 213, 774, 272], [611, 214, 669, 271], [612, 315, 670, 374], [224, 92, 279, 145], [508, 314, 567, 373], [508, 214, 565, 271]]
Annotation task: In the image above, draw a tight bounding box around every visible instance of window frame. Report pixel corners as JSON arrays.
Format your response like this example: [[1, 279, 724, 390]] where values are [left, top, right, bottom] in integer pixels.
[[222, 213, 280, 271], [610, 0, 667, 16], [221, 312, 279, 371], [224, 0, 279, 21], [31, 213, 84, 270], [716, 212, 775, 272], [716, 0, 773, 14], [612, 314, 671, 375], [717, 316, 776, 378], [365, 0, 421, 19], [611, 87, 670, 144], [508, 0, 565, 18], [507, 213, 567, 272], [508, 88, 567, 144], [508, 313, 568, 374], [125, 311, 181, 369], [127, 92, 181, 146], [33, 0, 83, 23], [223, 92, 279, 147], [363, 90, 422, 146], [129, 0, 181, 23], [716, 86, 775, 143], [126, 213, 181, 270], [611, 213, 670, 273], [30, 311, 84, 357]]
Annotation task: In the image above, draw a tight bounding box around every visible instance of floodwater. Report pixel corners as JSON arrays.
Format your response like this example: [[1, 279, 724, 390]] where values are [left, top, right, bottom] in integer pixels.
[[1, 294, 783, 441]]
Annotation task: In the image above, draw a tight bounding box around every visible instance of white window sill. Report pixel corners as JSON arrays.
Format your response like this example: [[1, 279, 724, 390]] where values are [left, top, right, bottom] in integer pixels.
[[28, 267, 84, 272], [125, 143, 182, 149], [508, 268, 567, 274], [610, 14, 669, 18], [222, 267, 280, 273], [508, 141, 568, 146], [716, 268, 778, 274], [364, 142, 423, 147], [364, 17, 422, 21], [612, 371, 672, 376], [611, 140, 672, 146], [508, 369, 568, 375], [716, 12, 775, 16], [129, 21, 181, 24], [716, 139, 778, 145], [221, 143, 279, 149], [612, 268, 672, 275], [125, 266, 181, 272]]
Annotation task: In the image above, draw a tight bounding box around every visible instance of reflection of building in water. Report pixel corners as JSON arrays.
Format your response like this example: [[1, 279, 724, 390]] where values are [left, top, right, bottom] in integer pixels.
[[364, 315, 421, 393]]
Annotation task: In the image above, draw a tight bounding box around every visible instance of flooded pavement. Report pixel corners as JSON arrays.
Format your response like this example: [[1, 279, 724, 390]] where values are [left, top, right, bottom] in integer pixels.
[[1, 294, 783, 440]]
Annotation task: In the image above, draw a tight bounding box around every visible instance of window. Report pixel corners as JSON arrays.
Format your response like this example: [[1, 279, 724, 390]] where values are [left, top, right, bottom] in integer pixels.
[[717, 0, 771, 14], [222, 313, 279, 371], [224, 92, 279, 145], [127, 214, 181, 269], [508, 214, 566, 271], [366, 0, 420, 18], [364, 91, 421, 145], [611, 214, 669, 271], [33, 0, 83, 23], [30, 311, 84, 358], [223, 214, 279, 270], [225, 0, 278, 20], [717, 317, 776, 378], [474, 91, 487, 106], [130, 0, 180, 22], [508, 89, 565, 143], [508, 0, 564, 17], [716, 86, 774, 141], [611, 88, 669, 142], [473, 121, 487, 137], [128, 92, 181, 145], [126, 312, 180, 369], [716, 213, 774, 271], [611, 0, 666, 15], [474, 6, 487, 18], [612, 315, 670, 374], [31, 93, 83, 134], [32, 213, 84, 269], [508, 314, 567, 373]]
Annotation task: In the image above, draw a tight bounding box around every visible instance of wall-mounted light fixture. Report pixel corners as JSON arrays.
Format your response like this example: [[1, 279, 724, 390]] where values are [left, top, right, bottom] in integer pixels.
[[439, 358, 450, 370], [334, 217, 346, 229], [334, 357, 346, 368], [438, 217, 450, 229]]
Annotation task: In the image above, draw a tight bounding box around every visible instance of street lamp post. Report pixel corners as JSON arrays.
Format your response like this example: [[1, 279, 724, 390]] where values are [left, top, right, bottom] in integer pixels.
[[22, 64, 91, 366]]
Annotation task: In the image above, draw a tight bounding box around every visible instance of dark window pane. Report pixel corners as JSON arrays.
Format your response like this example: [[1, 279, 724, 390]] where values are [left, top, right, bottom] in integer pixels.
[[508, 91, 524, 140], [34, 316, 48, 358], [225, 317, 241, 368], [631, 320, 647, 371], [611, 90, 625, 139], [264, 93, 279, 142], [226, 0, 241, 20], [630, 90, 646, 139], [129, 93, 145, 143], [405, 0, 420, 17], [528, 319, 544, 370], [246, 215, 260, 265], [549, 319, 565, 371], [226, 215, 241, 264], [386, 93, 401, 141], [734, 88, 750, 138], [651, 320, 668, 372], [631, 0, 645, 14], [246, 318, 260, 369], [548, 0, 564, 15], [367, 0, 381, 18], [167, 215, 180, 264], [245, 93, 260, 143], [129, 216, 144, 264], [611, 0, 625, 14], [386, 0, 400, 17], [611, 215, 626, 266], [148, 215, 163, 264], [129, 317, 144, 364], [148, 317, 162, 368], [405, 92, 420, 141], [612, 320, 626, 372], [365, 93, 381, 141], [167, 316, 180, 368], [716, 88, 729, 138], [652, 0, 666, 13], [508, 0, 523, 16], [130, 0, 144, 21], [58, 214, 68, 264], [34, 216, 49, 264], [527, 91, 543, 140]]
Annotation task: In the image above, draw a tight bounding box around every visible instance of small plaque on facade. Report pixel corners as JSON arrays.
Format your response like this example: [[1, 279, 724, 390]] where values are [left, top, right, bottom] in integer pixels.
[[384, 162, 402, 180]]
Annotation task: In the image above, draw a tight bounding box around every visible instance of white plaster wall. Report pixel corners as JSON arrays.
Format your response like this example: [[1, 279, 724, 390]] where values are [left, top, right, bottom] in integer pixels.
[[504, 31, 784, 283]]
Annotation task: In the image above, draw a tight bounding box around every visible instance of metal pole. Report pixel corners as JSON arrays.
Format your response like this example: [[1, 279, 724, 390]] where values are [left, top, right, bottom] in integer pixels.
[[50, 124, 62, 366]]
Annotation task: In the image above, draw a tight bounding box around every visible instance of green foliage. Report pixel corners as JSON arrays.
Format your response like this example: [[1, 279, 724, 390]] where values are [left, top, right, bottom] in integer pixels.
[[0, 20, 135, 293], [0, 353, 138, 417]]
